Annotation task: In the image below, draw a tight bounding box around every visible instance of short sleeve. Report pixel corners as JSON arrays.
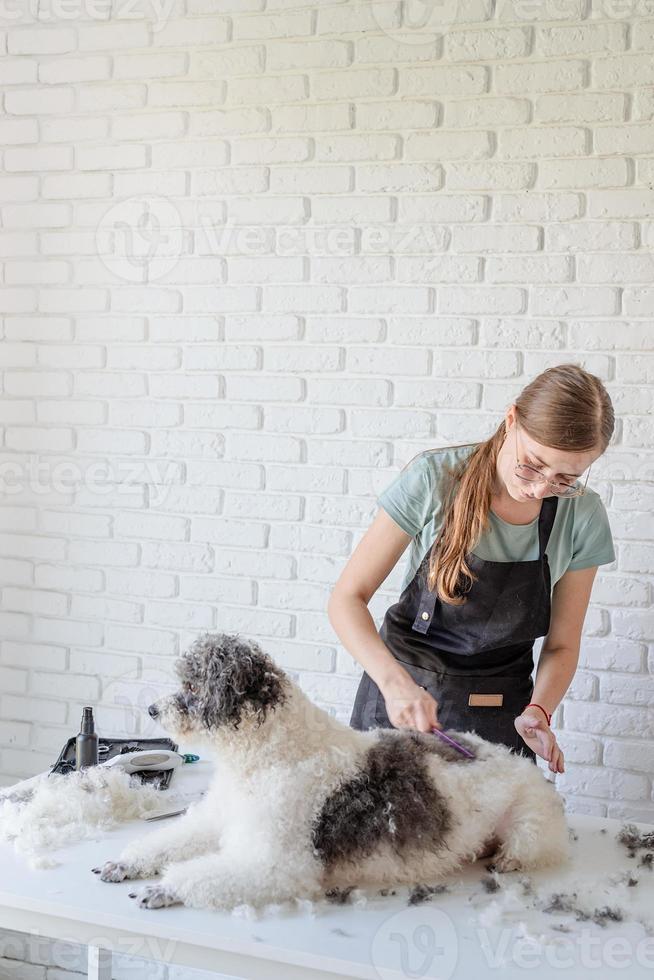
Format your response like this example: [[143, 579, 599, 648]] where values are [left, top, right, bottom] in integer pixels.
[[377, 454, 434, 537], [568, 497, 616, 572]]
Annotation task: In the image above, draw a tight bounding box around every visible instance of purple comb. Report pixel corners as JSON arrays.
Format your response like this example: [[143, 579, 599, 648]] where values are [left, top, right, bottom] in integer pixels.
[[430, 726, 476, 758]]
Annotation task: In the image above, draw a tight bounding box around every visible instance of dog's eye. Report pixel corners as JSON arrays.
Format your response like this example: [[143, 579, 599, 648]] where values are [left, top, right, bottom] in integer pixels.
[[183, 682, 197, 696]]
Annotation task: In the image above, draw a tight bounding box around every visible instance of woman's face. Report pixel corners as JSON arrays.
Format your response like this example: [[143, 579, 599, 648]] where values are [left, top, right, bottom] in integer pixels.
[[497, 410, 598, 502]]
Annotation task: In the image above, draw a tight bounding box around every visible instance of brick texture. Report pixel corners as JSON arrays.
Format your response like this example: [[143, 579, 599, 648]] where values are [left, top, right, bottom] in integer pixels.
[[0, 11, 653, 970]]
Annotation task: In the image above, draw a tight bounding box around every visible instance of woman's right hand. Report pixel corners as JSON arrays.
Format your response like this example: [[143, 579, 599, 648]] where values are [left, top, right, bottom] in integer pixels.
[[381, 677, 442, 733]]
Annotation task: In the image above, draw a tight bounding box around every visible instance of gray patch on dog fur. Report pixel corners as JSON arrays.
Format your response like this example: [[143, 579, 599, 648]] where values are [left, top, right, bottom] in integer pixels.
[[311, 730, 452, 870], [174, 631, 288, 730]]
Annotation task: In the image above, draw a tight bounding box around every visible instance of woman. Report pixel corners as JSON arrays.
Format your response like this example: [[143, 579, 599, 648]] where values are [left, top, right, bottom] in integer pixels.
[[328, 364, 615, 774]]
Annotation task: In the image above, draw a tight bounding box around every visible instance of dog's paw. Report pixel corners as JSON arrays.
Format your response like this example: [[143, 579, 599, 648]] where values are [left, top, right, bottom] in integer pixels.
[[491, 855, 523, 873], [92, 861, 139, 882], [128, 884, 181, 910]]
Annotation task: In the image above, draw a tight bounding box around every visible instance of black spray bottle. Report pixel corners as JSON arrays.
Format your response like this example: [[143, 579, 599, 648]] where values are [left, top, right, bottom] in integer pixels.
[[75, 706, 99, 770]]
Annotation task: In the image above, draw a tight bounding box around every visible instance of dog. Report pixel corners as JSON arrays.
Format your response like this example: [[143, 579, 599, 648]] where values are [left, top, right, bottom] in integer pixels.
[[92, 631, 571, 911]]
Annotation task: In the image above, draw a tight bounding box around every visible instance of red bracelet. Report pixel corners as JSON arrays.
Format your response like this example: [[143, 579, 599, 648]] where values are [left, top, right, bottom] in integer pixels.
[[524, 702, 552, 726]]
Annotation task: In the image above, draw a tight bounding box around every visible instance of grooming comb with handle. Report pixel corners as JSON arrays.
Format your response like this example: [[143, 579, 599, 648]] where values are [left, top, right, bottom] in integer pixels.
[[417, 684, 476, 758], [430, 726, 476, 758]]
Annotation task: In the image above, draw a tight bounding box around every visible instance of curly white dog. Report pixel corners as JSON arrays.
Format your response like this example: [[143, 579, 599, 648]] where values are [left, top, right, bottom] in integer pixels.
[[93, 631, 571, 911]]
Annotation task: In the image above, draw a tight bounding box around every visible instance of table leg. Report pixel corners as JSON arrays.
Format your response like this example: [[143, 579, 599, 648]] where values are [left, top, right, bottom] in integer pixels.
[[88, 945, 112, 980]]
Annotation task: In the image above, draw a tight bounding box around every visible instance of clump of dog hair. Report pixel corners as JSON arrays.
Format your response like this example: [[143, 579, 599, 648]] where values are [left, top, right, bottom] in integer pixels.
[[476, 878, 532, 929], [325, 886, 355, 904], [518, 874, 535, 896], [480, 873, 501, 893], [0, 767, 182, 868], [408, 883, 448, 905], [542, 889, 627, 927], [593, 906, 624, 927], [616, 823, 654, 867], [616, 823, 654, 854], [615, 823, 654, 871], [611, 868, 640, 888], [543, 891, 590, 919], [475, 870, 640, 939]]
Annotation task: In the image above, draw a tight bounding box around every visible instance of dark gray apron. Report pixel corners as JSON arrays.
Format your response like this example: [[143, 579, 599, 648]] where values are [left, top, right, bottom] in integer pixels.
[[349, 495, 559, 763]]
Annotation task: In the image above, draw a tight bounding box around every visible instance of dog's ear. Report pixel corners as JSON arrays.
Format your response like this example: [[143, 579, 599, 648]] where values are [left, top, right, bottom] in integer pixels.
[[182, 632, 288, 730]]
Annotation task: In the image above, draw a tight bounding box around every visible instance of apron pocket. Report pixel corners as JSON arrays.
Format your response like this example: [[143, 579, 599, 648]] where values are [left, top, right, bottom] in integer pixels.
[[382, 660, 534, 754], [436, 674, 534, 756]]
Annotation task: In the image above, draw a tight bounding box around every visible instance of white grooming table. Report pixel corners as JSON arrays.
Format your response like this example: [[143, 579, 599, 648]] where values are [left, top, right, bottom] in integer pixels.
[[1, 751, 654, 980]]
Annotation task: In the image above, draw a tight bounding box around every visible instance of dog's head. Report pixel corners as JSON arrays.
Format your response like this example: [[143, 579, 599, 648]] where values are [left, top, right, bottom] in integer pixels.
[[147, 632, 289, 740]]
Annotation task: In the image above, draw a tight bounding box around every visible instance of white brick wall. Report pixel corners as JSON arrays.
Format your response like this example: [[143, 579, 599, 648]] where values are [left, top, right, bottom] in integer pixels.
[[1, 0, 653, 842]]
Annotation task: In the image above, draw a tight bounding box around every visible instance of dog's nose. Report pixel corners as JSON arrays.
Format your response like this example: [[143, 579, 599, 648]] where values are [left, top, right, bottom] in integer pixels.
[[148, 703, 159, 718]]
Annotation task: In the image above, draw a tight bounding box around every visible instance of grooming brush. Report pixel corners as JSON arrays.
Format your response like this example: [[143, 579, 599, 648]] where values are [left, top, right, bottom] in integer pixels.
[[418, 685, 476, 758], [430, 727, 476, 758]]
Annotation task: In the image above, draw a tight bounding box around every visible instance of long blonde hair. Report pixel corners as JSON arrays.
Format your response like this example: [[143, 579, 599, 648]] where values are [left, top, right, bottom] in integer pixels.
[[417, 363, 614, 606]]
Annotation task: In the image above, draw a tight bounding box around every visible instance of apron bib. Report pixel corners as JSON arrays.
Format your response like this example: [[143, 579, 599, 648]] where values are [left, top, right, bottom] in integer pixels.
[[349, 495, 559, 762]]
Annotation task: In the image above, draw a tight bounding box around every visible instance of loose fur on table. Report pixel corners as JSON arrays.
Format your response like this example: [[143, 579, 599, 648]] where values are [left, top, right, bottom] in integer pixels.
[[0, 767, 176, 869], [93, 631, 572, 912], [466, 867, 654, 956]]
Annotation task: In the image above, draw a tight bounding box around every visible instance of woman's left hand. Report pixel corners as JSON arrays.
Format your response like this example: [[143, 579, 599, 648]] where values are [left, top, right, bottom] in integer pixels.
[[514, 708, 565, 773]]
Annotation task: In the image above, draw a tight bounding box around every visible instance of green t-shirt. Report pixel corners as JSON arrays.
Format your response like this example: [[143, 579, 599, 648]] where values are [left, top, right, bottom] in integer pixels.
[[377, 443, 616, 594]]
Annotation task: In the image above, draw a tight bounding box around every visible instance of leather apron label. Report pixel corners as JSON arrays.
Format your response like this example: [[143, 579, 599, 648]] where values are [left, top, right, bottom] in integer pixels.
[[468, 693, 504, 707]]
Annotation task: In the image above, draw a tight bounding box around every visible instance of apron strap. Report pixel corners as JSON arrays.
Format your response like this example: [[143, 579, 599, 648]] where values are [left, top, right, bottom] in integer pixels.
[[537, 494, 558, 558], [413, 588, 437, 634], [411, 495, 559, 635]]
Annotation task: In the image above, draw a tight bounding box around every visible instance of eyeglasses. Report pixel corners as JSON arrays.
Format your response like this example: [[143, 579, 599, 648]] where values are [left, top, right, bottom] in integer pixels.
[[513, 420, 591, 498]]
